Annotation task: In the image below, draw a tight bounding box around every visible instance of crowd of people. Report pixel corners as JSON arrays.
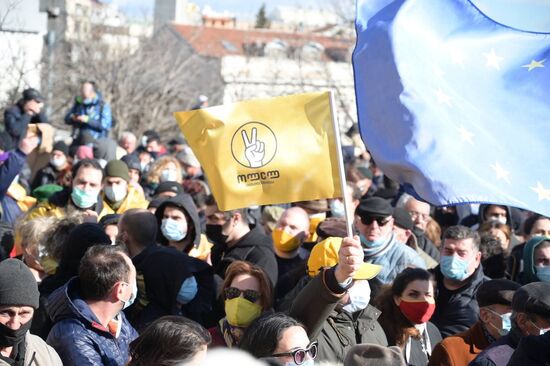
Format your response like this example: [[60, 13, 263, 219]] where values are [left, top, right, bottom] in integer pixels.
[[0, 84, 549, 366]]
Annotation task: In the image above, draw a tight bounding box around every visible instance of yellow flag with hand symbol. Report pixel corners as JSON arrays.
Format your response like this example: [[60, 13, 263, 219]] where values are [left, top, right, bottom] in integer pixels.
[[174, 92, 342, 211]]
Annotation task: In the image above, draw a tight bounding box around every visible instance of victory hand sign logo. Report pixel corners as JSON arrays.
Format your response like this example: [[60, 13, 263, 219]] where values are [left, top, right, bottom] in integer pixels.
[[242, 128, 265, 168], [231, 122, 277, 169]]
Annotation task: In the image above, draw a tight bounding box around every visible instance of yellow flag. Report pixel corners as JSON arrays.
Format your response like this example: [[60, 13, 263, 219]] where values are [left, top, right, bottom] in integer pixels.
[[174, 92, 342, 211]]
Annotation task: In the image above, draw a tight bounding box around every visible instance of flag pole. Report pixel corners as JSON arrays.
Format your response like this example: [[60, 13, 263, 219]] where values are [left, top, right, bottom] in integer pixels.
[[328, 91, 353, 238]]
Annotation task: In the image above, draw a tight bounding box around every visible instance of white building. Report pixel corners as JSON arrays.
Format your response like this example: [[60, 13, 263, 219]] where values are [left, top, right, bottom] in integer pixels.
[[0, 0, 47, 104]]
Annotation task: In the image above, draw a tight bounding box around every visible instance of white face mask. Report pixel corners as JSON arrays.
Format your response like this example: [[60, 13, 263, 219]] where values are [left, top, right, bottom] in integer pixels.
[[160, 169, 178, 182], [342, 280, 371, 314], [104, 184, 128, 203], [50, 155, 67, 169], [489, 216, 507, 225]]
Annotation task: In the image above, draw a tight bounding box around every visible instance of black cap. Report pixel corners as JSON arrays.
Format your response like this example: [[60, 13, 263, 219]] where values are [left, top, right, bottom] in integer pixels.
[[168, 135, 186, 145], [121, 154, 141, 172], [22, 88, 44, 102], [393, 207, 414, 231], [99, 214, 121, 227], [59, 223, 111, 275], [512, 282, 550, 318], [476, 279, 521, 307], [148, 197, 167, 209], [355, 197, 393, 219], [52, 141, 69, 156], [155, 181, 183, 197]]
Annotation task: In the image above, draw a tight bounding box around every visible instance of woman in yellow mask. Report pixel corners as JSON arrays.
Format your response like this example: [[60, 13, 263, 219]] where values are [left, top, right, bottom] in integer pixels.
[[209, 261, 273, 347]]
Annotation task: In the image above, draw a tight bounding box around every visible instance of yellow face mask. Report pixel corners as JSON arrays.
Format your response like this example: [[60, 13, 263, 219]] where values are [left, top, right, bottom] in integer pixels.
[[306, 213, 326, 242], [272, 228, 302, 252], [225, 297, 262, 327]]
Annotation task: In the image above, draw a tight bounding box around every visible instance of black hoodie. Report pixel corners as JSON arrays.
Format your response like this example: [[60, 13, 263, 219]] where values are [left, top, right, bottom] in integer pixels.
[[155, 194, 201, 251]]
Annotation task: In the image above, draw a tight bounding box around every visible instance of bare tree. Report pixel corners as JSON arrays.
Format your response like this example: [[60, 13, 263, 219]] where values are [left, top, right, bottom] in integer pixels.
[[47, 25, 224, 138]]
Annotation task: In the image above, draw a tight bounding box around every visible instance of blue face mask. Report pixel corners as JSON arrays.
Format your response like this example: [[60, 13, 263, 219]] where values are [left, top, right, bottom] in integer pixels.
[[360, 233, 387, 248], [486, 308, 512, 336], [71, 187, 99, 209], [177, 276, 198, 305], [121, 281, 137, 310], [440, 255, 472, 281], [342, 280, 371, 314], [330, 200, 345, 218], [536, 266, 550, 283], [161, 218, 187, 242]]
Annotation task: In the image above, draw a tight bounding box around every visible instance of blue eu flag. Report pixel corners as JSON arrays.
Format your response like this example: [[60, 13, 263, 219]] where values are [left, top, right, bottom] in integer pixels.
[[353, 0, 550, 216]]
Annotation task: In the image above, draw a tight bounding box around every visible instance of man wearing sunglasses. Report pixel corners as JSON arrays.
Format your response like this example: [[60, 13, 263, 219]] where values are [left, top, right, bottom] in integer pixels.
[[355, 197, 426, 285]]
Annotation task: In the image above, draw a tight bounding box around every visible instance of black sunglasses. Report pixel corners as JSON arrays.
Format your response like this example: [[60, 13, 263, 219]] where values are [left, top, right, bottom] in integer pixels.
[[360, 216, 392, 226], [272, 341, 318, 365], [224, 287, 261, 303]]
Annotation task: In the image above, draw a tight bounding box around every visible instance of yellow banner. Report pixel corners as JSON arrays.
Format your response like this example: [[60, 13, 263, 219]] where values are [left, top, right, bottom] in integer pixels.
[[174, 92, 342, 211]]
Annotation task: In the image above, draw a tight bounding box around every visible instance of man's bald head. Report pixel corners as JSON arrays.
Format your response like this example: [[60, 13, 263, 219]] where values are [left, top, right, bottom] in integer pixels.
[[119, 209, 158, 248], [276, 207, 310, 236]]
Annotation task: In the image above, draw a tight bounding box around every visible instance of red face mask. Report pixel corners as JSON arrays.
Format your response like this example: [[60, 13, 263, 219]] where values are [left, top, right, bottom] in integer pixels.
[[399, 300, 436, 324]]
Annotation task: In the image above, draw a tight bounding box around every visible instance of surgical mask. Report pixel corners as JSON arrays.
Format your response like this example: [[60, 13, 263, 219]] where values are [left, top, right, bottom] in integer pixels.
[[97, 159, 107, 169], [121, 281, 138, 310], [330, 200, 345, 218], [71, 186, 99, 208], [140, 161, 149, 172], [0, 321, 32, 348], [536, 266, 550, 283], [104, 184, 127, 203], [486, 308, 512, 336], [489, 216, 507, 225], [360, 233, 387, 249], [342, 280, 371, 314], [225, 297, 262, 327], [161, 218, 187, 242], [177, 276, 198, 305], [272, 228, 302, 252], [160, 169, 178, 182], [50, 155, 67, 169], [530, 320, 550, 336], [440, 254, 472, 281], [206, 224, 229, 245]]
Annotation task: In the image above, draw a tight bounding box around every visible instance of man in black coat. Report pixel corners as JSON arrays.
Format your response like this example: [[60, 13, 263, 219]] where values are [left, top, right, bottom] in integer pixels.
[[204, 195, 278, 287], [4, 88, 47, 145]]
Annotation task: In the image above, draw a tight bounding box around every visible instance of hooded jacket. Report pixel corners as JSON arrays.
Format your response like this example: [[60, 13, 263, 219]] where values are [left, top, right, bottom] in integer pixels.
[[127, 244, 215, 330], [46, 278, 138, 366], [155, 194, 201, 249], [212, 225, 279, 287], [522, 236, 550, 284], [64, 94, 112, 139], [431, 265, 488, 338]]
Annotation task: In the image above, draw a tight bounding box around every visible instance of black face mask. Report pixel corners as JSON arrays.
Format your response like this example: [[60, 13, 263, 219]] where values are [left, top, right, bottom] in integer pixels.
[[0, 320, 32, 348], [206, 224, 229, 246]]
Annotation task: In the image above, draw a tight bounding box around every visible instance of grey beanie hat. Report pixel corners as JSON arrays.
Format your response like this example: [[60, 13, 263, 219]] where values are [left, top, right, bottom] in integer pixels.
[[0, 259, 40, 309]]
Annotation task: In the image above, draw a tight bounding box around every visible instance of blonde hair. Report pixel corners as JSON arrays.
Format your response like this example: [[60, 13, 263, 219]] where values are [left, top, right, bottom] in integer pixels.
[[16, 216, 58, 252], [146, 156, 183, 184]]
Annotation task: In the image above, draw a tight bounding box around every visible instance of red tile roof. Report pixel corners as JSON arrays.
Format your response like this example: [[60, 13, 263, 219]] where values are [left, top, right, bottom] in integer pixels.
[[170, 24, 353, 59]]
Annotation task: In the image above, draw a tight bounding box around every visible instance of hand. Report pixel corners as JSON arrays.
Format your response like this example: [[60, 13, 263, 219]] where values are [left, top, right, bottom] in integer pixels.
[[18, 133, 39, 155], [335, 236, 364, 283], [242, 128, 265, 168], [75, 115, 88, 123], [82, 210, 98, 223]]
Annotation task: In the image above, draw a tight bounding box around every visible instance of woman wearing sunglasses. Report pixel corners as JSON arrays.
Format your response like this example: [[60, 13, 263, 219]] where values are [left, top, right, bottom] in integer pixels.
[[374, 268, 442, 365], [240, 313, 316, 366], [209, 260, 273, 347]]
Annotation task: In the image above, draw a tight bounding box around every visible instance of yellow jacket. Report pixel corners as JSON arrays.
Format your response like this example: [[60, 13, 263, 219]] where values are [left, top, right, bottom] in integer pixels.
[[102, 186, 149, 214], [26, 189, 110, 221]]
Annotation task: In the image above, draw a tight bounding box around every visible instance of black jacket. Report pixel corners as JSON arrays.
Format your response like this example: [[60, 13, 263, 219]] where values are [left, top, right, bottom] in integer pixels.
[[155, 193, 201, 251], [127, 244, 215, 331], [212, 226, 278, 287], [290, 268, 388, 363], [431, 265, 488, 338], [4, 101, 47, 144], [507, 331, 550, 366]]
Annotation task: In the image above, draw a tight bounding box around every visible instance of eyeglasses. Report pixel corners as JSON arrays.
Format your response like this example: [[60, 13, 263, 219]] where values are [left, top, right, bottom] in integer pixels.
[[224, 287, 261, 303], [360, 216, 392, 226], [272, 341, 318, 365]]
